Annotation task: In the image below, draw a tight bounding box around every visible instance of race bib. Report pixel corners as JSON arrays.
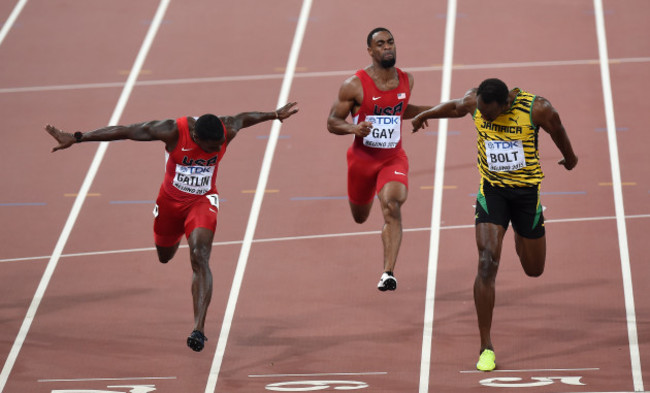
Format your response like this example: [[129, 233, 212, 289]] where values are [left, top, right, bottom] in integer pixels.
[[363, 115, 401, 149], [172, 164, 214, 195], [485, 140, 526, 172]]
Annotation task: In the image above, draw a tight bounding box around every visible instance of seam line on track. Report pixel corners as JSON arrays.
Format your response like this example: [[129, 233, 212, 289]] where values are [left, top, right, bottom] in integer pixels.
[[0, 1, 171, 391], [2, 57, 649, 95], [419, 0, 456, 392], [3, 213, 650, 265], [593, 1, 644, 391], [203, 1, 312, 392]]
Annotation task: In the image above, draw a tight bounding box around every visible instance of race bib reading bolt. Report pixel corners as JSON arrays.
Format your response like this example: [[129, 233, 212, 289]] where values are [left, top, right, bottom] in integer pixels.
[[484, 140, 526, 172]]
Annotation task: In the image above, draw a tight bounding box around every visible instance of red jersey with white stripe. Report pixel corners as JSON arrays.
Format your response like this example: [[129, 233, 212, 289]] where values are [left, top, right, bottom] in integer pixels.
[[160, 116, 227, 201], [351, 68, 411, 159]]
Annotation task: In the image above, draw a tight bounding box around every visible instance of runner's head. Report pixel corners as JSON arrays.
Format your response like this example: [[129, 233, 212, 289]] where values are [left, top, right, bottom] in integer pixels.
[[476, 78, 510, 122], [367, 27, 396, 69], [193, 114, 226, 153]]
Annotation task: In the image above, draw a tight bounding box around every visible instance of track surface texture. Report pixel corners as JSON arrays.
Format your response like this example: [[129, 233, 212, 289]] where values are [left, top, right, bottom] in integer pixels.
[[0, 1, 648, 392]]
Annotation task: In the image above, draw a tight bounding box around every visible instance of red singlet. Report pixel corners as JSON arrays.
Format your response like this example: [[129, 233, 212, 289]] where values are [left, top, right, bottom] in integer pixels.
[[153, 117, 227, 246], [347, 68, 411, 205]]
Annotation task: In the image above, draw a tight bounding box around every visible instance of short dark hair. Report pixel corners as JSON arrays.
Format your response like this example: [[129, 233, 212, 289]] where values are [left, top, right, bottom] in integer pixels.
[[194, 114, 225, 141], [367, 27, 392, 47], [477, 78, 509, 105]]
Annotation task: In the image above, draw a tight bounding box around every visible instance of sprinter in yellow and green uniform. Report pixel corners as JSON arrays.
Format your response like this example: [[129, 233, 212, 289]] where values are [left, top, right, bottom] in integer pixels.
[[475, 88, 543, 187], [411, 78, 578, 371]]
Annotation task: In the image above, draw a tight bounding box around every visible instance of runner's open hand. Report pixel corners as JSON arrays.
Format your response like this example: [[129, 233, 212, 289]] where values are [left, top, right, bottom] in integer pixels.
[[45, 124, 76, 152], [275, 102, 299, 122], [411, 115, 429, 133]]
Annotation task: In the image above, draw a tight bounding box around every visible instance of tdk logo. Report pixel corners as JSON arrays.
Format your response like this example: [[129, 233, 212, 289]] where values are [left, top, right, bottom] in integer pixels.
[[487, 141, 520, 149], [373, 116, 400, 125]]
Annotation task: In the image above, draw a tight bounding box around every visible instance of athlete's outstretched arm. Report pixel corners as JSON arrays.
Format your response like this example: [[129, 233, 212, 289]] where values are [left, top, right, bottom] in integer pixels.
[[45, 120, 178, 152], [411, 89, 477, 132], [221, 102, 299, 142], [532, 97, 578, 170], [402, 104, 433, 120]]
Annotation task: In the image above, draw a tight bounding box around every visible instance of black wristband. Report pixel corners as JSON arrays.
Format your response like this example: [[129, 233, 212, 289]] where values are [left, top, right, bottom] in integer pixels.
[[74, 131, 83, 143]]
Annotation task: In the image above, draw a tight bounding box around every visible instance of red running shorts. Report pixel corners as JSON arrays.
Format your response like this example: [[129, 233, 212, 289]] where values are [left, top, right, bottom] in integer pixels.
[[346, 146, 409, 205], [153, 191, 219, 247]]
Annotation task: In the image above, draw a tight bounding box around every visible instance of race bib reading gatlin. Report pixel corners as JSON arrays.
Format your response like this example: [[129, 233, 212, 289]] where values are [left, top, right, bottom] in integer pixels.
[[363, 115, 401, 149], [173, 164, 214, 195]]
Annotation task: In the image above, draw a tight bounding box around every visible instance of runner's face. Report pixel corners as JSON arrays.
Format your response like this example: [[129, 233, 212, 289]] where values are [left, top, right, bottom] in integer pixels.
[[477, 96, 507, 122], [368, 31, 396, 68]]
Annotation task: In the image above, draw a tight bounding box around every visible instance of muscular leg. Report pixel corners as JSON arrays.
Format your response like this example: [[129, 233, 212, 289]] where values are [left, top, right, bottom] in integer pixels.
[[515, 233, 546, 277], [475, 222, 506, 352], [377, 181, 408, 273], [187, 227, 215, 333], [156, 242, 180, 263]]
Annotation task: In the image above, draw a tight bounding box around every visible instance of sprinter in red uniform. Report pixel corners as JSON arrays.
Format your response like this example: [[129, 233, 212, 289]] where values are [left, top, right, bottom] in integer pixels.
[[45, 102, 298, 351], [327, 27, 431, 291]]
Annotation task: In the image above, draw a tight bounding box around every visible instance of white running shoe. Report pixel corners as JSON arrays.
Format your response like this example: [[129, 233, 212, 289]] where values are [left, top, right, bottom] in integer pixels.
[[377, 272, 397, 291]]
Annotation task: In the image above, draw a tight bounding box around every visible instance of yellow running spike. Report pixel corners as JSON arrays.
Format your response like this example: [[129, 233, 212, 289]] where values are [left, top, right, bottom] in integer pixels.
[[476, 349, 496, 371]]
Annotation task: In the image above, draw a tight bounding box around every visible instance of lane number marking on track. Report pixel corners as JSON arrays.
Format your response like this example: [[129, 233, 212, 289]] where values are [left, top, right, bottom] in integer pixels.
[[265, 380, 368, 391], [479, 376, 585, 388]]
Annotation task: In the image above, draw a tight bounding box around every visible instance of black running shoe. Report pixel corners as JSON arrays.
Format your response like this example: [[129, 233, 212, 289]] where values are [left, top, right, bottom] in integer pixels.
[[377, 272, 397, 291], [187, 330, 208, 352]]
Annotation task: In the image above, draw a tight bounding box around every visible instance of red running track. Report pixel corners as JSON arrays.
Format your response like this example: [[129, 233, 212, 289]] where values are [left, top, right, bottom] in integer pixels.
[[0, 0, 648, 392]]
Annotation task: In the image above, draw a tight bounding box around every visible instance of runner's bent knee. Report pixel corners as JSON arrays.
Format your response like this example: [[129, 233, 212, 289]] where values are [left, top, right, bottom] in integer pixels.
[[350, 202, 372, 224], [156, 243, 179, 263], [516, 235, 546, 277], [521, 255, 545, 277]]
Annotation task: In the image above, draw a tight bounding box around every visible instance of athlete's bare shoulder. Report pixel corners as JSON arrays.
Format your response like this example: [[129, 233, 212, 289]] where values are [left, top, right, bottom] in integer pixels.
[[531, 95, 559, 128], [337, 74, 363, 106], [460, 88, 478, 112], [532, 95, 553, 112], [341, 73, 362, 91]]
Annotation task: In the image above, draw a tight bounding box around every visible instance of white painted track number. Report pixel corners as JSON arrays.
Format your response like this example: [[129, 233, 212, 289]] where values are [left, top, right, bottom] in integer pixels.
[[480, 376, 585, 388], [265, 379, 368, 391]]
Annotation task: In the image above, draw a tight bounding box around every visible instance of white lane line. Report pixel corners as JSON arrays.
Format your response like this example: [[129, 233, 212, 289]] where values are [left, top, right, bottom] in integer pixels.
[[460, 367, 600, 374], [0, 81, 125, 94], [203, 1, 312, 392], [0, 0, 28, 47], [2, 213, 650, 265], [38, 376, 177, 383], [2, 57, 649, 95], [419, 1, 457, 393], [0, 1, 171, 392], [593, 1, 643, 392], [248, 372, 387, 378]]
